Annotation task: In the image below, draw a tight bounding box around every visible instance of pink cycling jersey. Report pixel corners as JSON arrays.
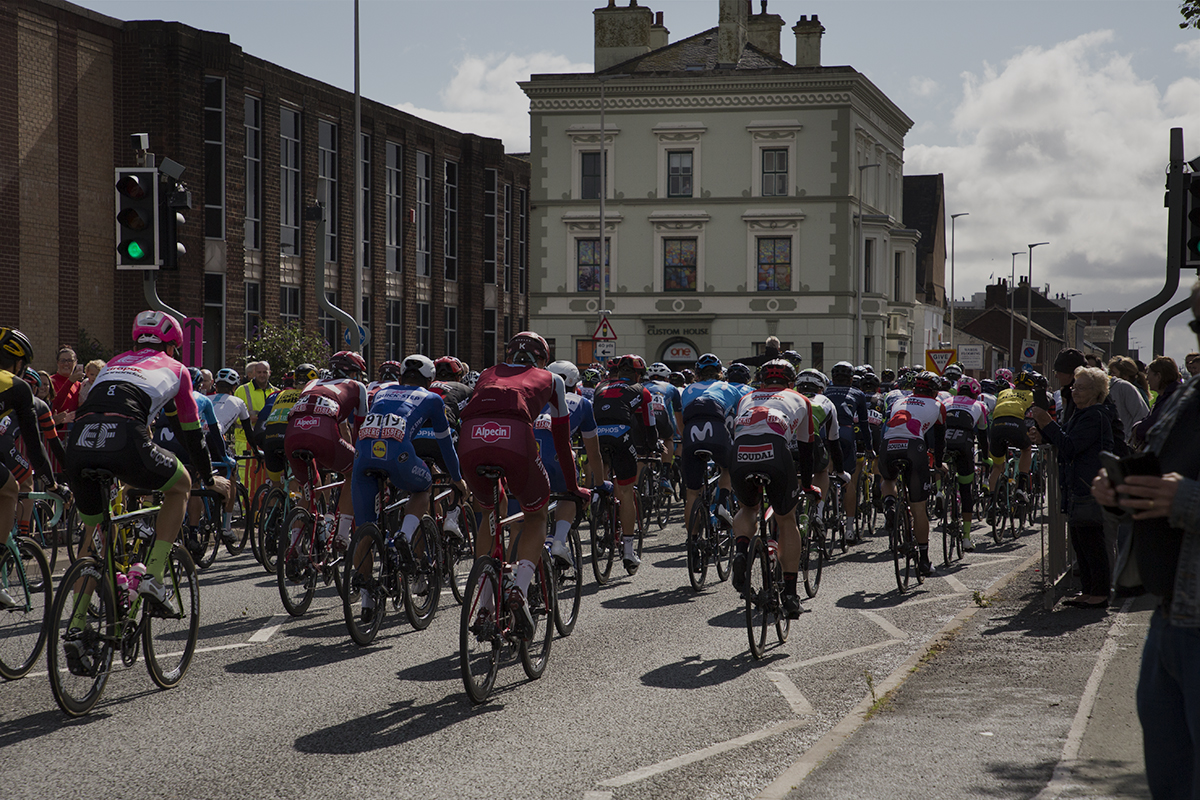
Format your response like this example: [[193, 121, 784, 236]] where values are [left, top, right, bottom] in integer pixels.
[[81, 348, 201, 430]]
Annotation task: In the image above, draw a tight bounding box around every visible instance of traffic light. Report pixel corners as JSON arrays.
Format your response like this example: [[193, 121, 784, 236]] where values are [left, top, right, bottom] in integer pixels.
[[159, 188, 190, 270], [1186, 172, 1200, 268], [114, 168, 158, 268]]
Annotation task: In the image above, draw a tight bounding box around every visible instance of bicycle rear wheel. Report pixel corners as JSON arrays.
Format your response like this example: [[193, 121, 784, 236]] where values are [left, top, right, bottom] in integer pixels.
[[590, 499, 616, 585], [248, 484, 270, 565], [520, 557, 555, 680], [0, 538, 51, 680], [343, 524, 388, 646], [802, 516, 824, 599], [460, 556, 502, 704], [28, 501, 58, 574], [257, 487, 287, 574], [225, 483, 252, 556], [902, 501, 920, 589], [402, 517, 442, 630], [444, 504, 476, 606], [774, 558, 791, 644], [143, 545, 199, 689], [746, 536, 770, 660], [191, 499, 220, 570], [713, 516, 733, 583], [552, 524, 582, 636], [277, 508, 316, 617], [47, 557, 116, 716], [636, 469, 654, 537], [686, 499, 710, 591]]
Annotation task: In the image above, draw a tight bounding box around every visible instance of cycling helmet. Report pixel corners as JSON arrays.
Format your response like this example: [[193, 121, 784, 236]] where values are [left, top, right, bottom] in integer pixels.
[[695, 353, 722, 373], [956, 376, 981, 398], [507, 331, 550, 367], [1014, 370, 1037, 390], [582, 367, 602, 387], [402, 354, 436, 381], [781, 350, 804, 368], [294, 363, 319, 383], [616, 354, 647, 376], [979, 378, 997, 395], [681, 368, 696, 384], [881, 369, 896, 383], [131, 310, 183, 348], [759, 359, 796, 387], [647, 362, 671, 381], [215, 367, 240, 387], [0, 328, 34, 366], [851, 374, 862, 389], [861, 373, 881, 392], [377, 360, 405, 383], [22, 369, 42, 389], [187, 367, 203, 387], [912, 371, 940, 398], [994, 368, 1014, 383], [329, 350, 367, 378], [668, 371, 685, 387], [726, 363, 752, 385], [795, 368, 828, 395], [898, 370, 917, 390], [464, 370, 480, 389], [1034, 372, 1049, 391], [830, 361, 855, 383], [943, 363, 963, 382], [547, 359, 581, 389], [434, 356, 467, 382]]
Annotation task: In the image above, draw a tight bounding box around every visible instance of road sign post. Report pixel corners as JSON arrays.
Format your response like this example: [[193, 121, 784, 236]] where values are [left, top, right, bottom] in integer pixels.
[[594, 341, 616, 359], [958, 344, 985, 371], [343, 324, 369, 350], [1020, 339, 1039, 364]]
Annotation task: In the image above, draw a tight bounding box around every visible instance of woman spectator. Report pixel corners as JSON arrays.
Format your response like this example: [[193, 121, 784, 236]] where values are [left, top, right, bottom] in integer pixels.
[[1133, 357, 1183, 447], [48, 346, 80, 440], [1105, 356, 1149, 442], [76, 358, 106, 405], [1031, 366, 1114, 608]]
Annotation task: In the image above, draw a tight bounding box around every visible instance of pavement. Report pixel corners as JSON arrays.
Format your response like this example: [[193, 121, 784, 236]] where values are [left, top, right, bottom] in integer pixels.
[[756, 559, 1155, 800]]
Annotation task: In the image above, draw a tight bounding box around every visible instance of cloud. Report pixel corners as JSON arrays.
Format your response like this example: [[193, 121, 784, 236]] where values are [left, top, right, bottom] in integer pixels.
[[907, 31, 1200, 356], [391, 52, 592, 152], [909, 77, 939, 98], [1176, 38, 1200, 67]]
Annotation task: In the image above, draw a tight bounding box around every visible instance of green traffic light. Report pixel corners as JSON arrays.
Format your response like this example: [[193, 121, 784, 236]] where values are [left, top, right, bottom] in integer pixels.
[[127, 241, 146, 260]]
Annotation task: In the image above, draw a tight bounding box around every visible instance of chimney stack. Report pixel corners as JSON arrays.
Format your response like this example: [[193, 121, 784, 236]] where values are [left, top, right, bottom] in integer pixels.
[[594, 0, 654, 72], [792, 14, 824, 68], [717, 0, 748, 67], [648, 10, 669, 50], [746, 0, 784, 60]]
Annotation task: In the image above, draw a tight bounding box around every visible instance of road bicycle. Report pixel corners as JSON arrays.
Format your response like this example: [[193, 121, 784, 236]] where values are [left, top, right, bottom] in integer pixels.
[[797, 487, 824, 598], [276, 450, 347, 617], [853, 455, 878, 543], [459, 464, 558, 704], [742, 472, 791, 661], [186, 463, 252, 570], [684, 451, 733, 591], [255, 464, 297, 574], [824, 472, 848, 554], [15, 486, 64, 574], [546, 492, 585, 636], [589, 447, 644, 585], [888, 464, 923, 593], [635, 454, 672, 531], [46, 469, 198, 716], [0, 493, 61, 680]]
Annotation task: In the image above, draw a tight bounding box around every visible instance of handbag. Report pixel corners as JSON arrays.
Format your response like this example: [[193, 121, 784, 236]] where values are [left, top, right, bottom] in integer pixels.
[[1067, 493, 1104, 526]]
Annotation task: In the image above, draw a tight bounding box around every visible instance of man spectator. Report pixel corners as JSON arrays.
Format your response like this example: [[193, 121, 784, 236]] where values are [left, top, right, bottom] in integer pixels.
[[1084, 353, 1104, 369], [1184, 351, 1200, 378], [234, 360, 275, 491], [732, 335, 781, 370]]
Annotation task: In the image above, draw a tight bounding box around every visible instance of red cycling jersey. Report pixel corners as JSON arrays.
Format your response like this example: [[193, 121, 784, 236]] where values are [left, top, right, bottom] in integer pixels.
[[285, 377, 369, 478]]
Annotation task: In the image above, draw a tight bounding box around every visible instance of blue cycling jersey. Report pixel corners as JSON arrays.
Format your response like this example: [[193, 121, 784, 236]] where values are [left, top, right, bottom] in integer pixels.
[[681, 380, 750, 419], [533, 392, 597, 491], [644, 379, 683, 432], [360, 384, 462, 482]]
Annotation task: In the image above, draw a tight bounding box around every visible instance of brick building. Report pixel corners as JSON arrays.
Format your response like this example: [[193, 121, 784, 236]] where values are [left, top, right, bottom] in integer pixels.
[[4, 0, 529, 374]]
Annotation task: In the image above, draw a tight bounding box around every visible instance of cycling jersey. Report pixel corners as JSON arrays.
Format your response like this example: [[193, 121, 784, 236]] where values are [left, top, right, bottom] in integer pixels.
[[644, 379, 683, 436], [883, 394, 947, 445], [593, 378, 658, 483], [825, 382, 874, 467], [733, 387, 817, 449], [731, 387, 816, 515], [154, 391, 231, 469], [680, 379, 747, 491], [944, 395, 989, 477], [285, 377, 369, 478], [83, 348, 204, 429], [993, 388, 1034, 420], [681, 379, 749, 422], [534, 391, 598, 492], [210, 392, 250, 438], [411, 380, 471, 469], [0, 370, 55, 486]]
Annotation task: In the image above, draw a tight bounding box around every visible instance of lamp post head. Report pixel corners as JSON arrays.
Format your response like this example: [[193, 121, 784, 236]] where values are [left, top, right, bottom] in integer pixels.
[[951, 212, 969, 220]]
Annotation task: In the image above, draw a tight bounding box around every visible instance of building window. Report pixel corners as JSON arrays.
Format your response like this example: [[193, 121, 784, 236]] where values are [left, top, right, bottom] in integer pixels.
[[863, 238, 875, 294], [576, 238, 610, 292], [280, 286, 301, 325], [385, 142, 402, 272], [756, 237, 791, 292], [203, 77, 225, 240], [483, 309, 497, 368], [319, 291, 339, 347], [203, 273, 225, 372], [244, 281, 261, 340], [762, 149, 787, 197], [504, 184, 513, 293], [581, 151, 602, 201], [894, 252, 904, 302], [667, 151, 693, 198], [484, 169, 497, 283], [416, 152, 432, 277], [416, 302, 431, 356], [811, 341, 824, 373], [386, 299, 402, 360], [243, 95, 261, 250], [360, 133, 371, 270], [444, 305, 458, 356], [503, 315, 511, 350], [663, 238, 698, 292], [519, 188, 528, 294], [280, 108, 301, 255], [318, 120, 338, 260], [444, 161, 458, 281]]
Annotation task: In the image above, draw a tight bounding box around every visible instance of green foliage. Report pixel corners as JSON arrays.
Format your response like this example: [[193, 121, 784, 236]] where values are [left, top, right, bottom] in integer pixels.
[[75, 327, 112, 365], [241, 320, 331, 374], [1182, 1, 1200, 28]]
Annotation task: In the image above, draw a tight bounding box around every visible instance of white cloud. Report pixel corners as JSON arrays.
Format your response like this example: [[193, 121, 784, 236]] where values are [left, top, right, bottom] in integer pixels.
[[907, 31, 1200, 357], [1176, 38, 1200, 67], [909, 77, 939, 98], [391, 52, 592, 152]]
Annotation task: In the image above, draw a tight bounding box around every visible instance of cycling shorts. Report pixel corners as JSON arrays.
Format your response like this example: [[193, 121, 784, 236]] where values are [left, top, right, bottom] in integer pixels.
[[989, 418, 1030, 459], [263, 435, 287, 476], [351, 438, 433, 523], [878, 437, 933, 503], [596, 425, 638, 486], [413, 437, 449, 475], [655, 414, 673, 444], [285, 416, 355, 480], [811, 439, 830, 474], [66, 414, 186, 524], [460, 418, 550, 512], [837, 426, 856, 474], [944, 426, 976, 477], [681, 414, 733, 491], [730, 435, 799, 516]]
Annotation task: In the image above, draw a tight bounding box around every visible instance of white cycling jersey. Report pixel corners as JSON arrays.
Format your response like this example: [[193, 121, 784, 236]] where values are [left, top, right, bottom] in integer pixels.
[[733, 387, 816, 447]]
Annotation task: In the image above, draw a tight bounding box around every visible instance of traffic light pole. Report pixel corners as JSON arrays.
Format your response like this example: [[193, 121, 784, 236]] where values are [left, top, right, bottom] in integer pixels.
[[142, 271, 185, 320]]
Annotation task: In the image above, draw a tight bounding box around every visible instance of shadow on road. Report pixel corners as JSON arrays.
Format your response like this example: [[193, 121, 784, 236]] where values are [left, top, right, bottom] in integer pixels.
[[600, 585, 704, 610], [223, 639, 374, 674], [641, 651, 782, 689], [294, 692, 502, 754]]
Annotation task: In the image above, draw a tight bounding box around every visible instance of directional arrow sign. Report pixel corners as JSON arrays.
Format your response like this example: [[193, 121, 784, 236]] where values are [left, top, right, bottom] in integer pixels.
[[183, 317, 204, 368], [592, 316, 618, 341], [343, 324, 369, 349]]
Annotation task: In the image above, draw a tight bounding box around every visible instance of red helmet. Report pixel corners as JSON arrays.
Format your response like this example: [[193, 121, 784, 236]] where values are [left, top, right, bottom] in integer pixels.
[[913, 371, 940, 398], [434, 356, 467, 382], [329, 350, 367, 377], [506, 332, 549, 366], [759, 359, 796, 387], [615, 354, 647, 376], [377, 360, 404, 382]]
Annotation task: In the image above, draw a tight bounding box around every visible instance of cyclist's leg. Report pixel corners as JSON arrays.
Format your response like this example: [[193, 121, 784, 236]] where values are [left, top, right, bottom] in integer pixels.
[[839, 430, 857, 516]]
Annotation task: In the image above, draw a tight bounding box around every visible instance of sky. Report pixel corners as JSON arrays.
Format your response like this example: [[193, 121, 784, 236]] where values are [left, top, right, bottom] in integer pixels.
[[75, 0, 1200, 362]]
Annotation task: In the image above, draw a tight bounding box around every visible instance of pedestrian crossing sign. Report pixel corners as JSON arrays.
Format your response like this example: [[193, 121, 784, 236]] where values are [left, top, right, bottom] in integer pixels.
[[925, 349, 957, 375]]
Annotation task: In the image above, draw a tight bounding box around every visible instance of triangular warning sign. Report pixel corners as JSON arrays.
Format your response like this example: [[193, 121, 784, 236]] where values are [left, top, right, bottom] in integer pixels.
[[925, 349, 956, 375], [592, 317, 617, 341]]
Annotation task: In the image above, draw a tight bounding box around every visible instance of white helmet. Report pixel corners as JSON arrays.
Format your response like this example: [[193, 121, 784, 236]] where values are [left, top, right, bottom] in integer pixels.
[[401, 354, 435, 381], [547, 359, 580, 389], [647, 362, 671, 380]]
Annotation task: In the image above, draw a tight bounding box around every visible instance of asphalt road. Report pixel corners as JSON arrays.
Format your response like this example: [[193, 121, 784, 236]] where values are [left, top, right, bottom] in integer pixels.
[[1, 506, 1044, 800]]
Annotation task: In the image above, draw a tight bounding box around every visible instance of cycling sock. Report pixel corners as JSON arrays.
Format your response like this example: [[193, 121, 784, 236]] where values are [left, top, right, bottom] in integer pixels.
[[815, 500, 825, 518], [337, 514, 353, 540], [513, 559, 536, 595], [145, 539, 173, 580], [552, 519, 571, 544], [17, 520, 29, 536], [400, 514, 420, 542], [784, 573, 798, 595], [918, 544, 929, 560], [735, 536, 749, 555]]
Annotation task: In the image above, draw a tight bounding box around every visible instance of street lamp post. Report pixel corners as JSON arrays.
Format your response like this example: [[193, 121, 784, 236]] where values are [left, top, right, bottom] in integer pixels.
[[1010, 251, 1026, 366], [949, 212, 969, 351], [594, 73, 627, 360], [856, 163, 880, 362], [1026, 241, 1050, 342]]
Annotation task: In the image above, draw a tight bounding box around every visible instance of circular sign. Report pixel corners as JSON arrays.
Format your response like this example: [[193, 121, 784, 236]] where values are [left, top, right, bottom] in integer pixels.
[[663, 342, 696, 362], [1022, 345, 1036, 360]]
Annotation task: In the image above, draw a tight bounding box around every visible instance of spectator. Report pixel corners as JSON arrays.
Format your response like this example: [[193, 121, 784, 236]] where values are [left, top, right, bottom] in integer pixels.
[[48, 346, 80, 436], [1033, 367, 1113, 609], [1133, 356, 1183, 447], [732, 335, 781, 370], [1085, 353, 1104, 368], [234, 360, 276, 491], [1094, 280, 1200, 800], [76, 358, 106, 405], [199, 368, 215, 395], [1185, 351, 1200, 377], [1105, 356, 1149, 440]]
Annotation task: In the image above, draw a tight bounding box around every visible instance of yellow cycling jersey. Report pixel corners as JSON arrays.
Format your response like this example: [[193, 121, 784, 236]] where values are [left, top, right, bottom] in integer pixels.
[[992, 388, 1033, 420]]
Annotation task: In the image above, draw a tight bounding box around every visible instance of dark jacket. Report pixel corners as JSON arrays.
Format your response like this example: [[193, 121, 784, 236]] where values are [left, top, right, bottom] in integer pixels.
[[732, 345, 780, 369], [1039, 402, 1114, 500], [1133, 378, 1181, 448]]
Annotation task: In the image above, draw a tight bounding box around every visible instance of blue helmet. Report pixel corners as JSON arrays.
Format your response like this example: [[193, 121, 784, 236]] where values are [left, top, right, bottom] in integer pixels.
[[695, 353, 722, 372]]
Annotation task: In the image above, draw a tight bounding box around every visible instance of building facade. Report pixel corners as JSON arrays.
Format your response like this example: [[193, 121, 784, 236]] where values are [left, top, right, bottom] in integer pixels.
[[521, 0, 926, 372], [4, 0, 529, 374]]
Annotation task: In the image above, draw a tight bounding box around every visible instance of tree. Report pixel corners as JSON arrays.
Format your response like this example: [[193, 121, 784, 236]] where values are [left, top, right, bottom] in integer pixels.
[[1182, 1, 1200, 28], [75, 327, 112, 366], [241, 321, 331, 375]]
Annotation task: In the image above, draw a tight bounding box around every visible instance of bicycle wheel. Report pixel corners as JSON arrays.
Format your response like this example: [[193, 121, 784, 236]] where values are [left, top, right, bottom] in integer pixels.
[[444, 505, 476, 605], [29, 501, 58, 574], [257, 487, 287, 574], [889, 502, 906, 593], [277, 508, 315, 616], [802, 515, 824, 599], [460, 556, 501, 704], [47, 557, 116, 716], [225, 483, 252, 556], [904, 502, 922, 588], [774, 559, 791, 644], [249, 484, 271, 565], [142, 545, 199, 689], [402, 516, 442, 630], [636, 469, 654, 537], [191, 499, 220, 570], [685, 499, 710, 591], [343, 524, 387, 646], [0, 538, 51, 680], [713, 515, 734, 582], [520, 557, 555, 680], [552, 524, 582, 636], [590, 499, 615, 585], [65, 502, 87, 564], [745, 536, 769, 660]]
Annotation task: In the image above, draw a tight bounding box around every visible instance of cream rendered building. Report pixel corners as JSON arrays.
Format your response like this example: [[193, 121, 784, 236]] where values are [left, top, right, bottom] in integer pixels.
[[521, 0, 925, 373]]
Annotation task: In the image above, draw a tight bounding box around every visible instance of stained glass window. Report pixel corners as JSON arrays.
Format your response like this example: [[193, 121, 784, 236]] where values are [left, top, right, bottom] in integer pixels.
[[757, 237, 791, 291], [664, 238, 697, 292], [576, 238, 610, 292]]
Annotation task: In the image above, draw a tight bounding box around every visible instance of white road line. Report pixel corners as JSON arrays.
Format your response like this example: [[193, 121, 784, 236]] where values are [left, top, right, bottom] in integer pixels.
[[860, 610, 907, 640], [597, 719, 806, 788], [582, 793, 613, 800], [970, 555, 1028, 565], [1032, 597, 1136, 800], [890, 591, 971, 608], [941, 572, 970, 593], [249, 614, 288, 643], [766, 671, 814, 716], [775, 638, 904, 671], [24, 642, 252, 680]]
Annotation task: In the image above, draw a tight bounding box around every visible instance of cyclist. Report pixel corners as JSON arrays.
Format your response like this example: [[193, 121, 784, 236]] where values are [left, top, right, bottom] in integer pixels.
[[350, 354, 466, 622], [64, 312, 229, 630], [668, 371, 686, 390], [0, 329, 61, 607], [824, 361, 875, 523], [459, 332, 587, 637], [592, 354, 658, 573], [644, 361, 683, 490], [210, 368, 257, 452], [794, 368, 850, 530], [681, 354, 749, 537], [986, 369, 1038, 523], [725, 363, 752, 388], [367, 359, 404, 401], [943, 376, 990, 550], [730, 359, 817, 618], [879, 370, 946, 577], [257, 363, 318, 490], [537, 360, 604, 568], [284, 351, 369, 551], [578, 366, 602, 400], [880, 368, 897, 393]]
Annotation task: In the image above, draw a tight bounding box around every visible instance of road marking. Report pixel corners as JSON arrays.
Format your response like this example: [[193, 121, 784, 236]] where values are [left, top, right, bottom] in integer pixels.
[[24, 642, 252, 680], [582, 793, 613, 800], [941, 572, 970, 593], [890, 591, 970, 608], [775, 638, 904, 671], [860, 610, 907, 640], [597, 718, 806, 788], [766, 671, 813, 716], [249, 614, 288, 643]]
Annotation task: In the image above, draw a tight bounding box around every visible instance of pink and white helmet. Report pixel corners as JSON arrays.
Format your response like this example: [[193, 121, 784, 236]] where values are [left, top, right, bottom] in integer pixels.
[[994, 368, 1014, 384], [131, 310, 183, 348]]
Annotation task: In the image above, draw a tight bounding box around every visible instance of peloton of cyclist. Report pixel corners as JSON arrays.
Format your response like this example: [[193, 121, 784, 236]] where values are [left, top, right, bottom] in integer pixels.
[[824, 361, 876, 523], [986, 369, 1039, 522], [681, 354, 751, 538]]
